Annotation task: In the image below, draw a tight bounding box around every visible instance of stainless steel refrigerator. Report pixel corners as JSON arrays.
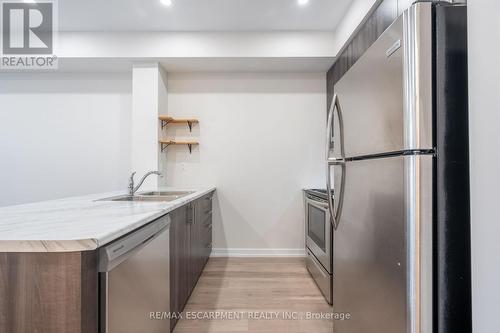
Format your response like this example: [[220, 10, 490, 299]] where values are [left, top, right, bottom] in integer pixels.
[[326, 2, 471, 333]]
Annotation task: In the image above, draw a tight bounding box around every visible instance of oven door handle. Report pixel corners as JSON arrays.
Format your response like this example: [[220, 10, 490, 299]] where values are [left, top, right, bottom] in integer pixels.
[[306, 196, 329, 209], [327, 160, 345, 230]]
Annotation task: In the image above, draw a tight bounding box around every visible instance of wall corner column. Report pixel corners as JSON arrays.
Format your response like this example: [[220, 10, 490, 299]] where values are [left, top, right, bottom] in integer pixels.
[[131, 63, 168, 188]]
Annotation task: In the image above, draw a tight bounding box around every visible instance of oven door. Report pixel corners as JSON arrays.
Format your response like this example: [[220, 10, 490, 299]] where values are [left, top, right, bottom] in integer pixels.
[[305, 195, 332, 273]]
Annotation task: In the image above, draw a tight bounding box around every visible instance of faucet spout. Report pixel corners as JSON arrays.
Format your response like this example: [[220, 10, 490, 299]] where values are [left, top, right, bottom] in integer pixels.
[[128, 171, 162, 196]]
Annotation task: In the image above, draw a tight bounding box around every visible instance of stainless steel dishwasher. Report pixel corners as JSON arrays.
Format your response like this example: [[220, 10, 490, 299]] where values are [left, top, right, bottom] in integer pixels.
[[99, 214, 171, 333]]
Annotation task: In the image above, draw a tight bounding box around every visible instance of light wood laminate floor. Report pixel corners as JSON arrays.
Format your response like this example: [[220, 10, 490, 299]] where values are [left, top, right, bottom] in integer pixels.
[[174, 257, 333, 333]]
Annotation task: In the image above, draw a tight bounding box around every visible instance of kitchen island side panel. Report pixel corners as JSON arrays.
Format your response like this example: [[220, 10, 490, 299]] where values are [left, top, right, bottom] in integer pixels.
[[0, 251, 98, 333]]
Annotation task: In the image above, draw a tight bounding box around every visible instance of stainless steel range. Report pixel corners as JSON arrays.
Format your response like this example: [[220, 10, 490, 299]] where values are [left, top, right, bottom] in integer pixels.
[[304, 188, 334, 304]]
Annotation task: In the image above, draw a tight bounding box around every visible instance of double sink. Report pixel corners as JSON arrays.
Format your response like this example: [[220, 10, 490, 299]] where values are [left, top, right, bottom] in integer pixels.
[[100, 191, 196, 202]]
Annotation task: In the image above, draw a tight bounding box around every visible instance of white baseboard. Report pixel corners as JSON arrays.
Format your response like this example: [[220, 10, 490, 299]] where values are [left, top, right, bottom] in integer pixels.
[[210, 248, 306, 258]]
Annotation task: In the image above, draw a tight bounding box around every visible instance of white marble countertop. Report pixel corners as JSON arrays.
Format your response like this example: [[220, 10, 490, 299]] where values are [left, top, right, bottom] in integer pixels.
[[0, 187, 216, 252]]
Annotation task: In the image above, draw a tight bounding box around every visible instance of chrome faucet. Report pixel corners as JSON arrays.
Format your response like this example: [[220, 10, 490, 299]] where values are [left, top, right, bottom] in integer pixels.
[[128, 171, 162, 196]]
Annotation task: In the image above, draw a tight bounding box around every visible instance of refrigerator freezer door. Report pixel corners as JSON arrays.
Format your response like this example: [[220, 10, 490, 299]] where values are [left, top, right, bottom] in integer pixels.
[[332, 154, 432, 333], [402, 3, 433, 153], [331, 3, 432, 159]]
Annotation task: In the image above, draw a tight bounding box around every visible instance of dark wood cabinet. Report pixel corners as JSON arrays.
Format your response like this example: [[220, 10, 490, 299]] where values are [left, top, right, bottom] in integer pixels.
[[170, 192, 214, 332], [189, 201, 203, 286], [191, 194, 213, 283], [169, 204, 191, 331], [198, 195, 213, 267]]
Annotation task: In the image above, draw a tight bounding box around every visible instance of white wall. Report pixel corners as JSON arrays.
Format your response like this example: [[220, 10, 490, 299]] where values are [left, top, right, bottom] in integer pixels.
[[0, 73, 132, 206], [55, 32, 337, 73], [58, 32, 335, 58], [161, 73, 326, 255], [468, 0, 500, 331]]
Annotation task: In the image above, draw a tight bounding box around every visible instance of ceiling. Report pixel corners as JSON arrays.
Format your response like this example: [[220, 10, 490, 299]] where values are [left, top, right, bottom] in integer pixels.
[[58, 0, 354, 32]]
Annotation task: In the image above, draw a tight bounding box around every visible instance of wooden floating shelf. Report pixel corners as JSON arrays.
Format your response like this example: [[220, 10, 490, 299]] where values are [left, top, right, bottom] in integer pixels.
[[159, 140, 199, 154], [159, 116, 199, 132]]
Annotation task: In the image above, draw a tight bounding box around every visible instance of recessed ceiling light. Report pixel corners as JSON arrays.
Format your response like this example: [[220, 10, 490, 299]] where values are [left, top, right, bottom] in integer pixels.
[[160, 0, 172, 6], [298, 0, 309, 6]]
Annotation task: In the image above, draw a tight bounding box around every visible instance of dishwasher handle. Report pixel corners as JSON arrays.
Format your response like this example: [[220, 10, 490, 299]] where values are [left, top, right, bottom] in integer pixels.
[[99, 214, 171, 272]]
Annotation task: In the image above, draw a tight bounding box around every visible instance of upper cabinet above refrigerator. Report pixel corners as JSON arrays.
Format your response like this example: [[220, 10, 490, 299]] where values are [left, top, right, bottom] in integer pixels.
[[327, 3, 434, 160]]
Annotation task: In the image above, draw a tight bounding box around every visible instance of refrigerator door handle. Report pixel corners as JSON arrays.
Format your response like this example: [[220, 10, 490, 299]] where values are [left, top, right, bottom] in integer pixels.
[[327, 160, 345, 230], [326, 94, 345, 160]]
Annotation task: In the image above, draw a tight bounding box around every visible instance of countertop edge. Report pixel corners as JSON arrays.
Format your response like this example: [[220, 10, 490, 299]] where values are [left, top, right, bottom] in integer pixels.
[[0, 187, 216, 253]]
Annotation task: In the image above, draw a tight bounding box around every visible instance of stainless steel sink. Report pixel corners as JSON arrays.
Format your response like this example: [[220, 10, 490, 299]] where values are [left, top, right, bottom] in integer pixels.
[[99, 191, 195, 202], [105, 195, 177, 202], [139, 191, 196, 197]]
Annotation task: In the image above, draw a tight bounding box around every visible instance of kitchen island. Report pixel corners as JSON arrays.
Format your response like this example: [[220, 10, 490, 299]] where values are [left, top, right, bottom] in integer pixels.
[[0, 187, 215, 333]]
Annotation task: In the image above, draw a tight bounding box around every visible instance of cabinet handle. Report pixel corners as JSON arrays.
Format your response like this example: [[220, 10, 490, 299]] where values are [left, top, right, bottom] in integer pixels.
[[187, 204, 194, 223]]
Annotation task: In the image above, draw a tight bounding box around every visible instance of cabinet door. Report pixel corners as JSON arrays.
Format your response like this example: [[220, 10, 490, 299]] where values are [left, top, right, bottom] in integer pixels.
[[170, 194, 214, 332], [201, 195, 213, 265], [188, 202, 202, 291], [203, 213, 212, 265], [169, 205, 190, 332], [189, 195, 213, 291]]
